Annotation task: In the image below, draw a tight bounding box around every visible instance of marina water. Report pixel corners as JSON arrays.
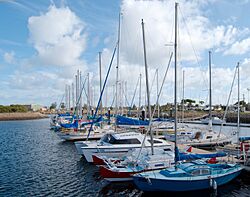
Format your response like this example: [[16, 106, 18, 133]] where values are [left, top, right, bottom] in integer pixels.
[[0, 118, 249, 196]]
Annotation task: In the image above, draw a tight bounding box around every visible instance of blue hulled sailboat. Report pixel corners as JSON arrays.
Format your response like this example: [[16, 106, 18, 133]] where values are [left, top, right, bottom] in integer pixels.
[[133, 2, 242, 192]]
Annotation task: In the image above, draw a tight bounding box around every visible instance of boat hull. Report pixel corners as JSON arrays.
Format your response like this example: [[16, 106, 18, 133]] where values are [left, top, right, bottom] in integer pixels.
[[99, 165, 134, 182], [133, 169, 241, 192], [57, 132, 103, 141], [82, 147, 132, 162]]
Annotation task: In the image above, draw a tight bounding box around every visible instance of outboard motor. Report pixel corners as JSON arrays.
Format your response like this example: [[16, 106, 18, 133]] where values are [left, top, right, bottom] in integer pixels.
[[141, 108, 145, 121], [107, 108, 111, 125]]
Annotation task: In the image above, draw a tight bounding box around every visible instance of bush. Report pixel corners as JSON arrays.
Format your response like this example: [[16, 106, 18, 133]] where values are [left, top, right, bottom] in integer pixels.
[[0, 105, 28, 113]]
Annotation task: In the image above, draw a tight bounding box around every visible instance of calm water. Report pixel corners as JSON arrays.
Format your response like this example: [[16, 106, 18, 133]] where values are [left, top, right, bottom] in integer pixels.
[[0, 119, 249, 197]]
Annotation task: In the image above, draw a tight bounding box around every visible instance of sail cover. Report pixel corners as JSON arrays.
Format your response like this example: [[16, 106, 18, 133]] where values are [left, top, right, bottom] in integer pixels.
[[116, 115, 149, 126]]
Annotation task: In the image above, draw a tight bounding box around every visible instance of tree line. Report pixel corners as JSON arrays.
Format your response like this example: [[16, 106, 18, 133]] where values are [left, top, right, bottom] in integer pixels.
[[0, 105, 28, 113]]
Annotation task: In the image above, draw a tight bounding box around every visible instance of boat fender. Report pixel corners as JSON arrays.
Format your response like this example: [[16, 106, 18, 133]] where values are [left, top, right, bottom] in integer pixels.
[[146, 177, 152, 185], [213, 180, 217, 190], [209, 177, 213, 187]]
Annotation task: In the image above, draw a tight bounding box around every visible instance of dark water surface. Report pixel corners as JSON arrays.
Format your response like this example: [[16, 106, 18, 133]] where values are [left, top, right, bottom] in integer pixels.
[[0, 119, 249, 197]]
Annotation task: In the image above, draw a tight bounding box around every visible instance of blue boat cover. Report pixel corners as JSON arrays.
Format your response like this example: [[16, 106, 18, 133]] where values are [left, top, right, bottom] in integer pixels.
[[116, 115, 149, 126], [239, 136, 250, 141], [81, 116, 103, 126], [58, 112, 71, 117], [60, 120, 78, 129], [177, 152, 227, 161]]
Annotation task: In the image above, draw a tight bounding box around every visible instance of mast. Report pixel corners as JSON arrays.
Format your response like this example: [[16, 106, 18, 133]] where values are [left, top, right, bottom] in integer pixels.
[[182, 70, 185, 123], [138, 73, 142, 118], [125, 81, 127, 115], [72, 82, 75, 111], [75, 74, 78, 116], [87, 73, 90, 116], [156, 68, 160, 118], [115, 13, 121, 132], [208, 51, 212, 131], [106, 85, 108, 111], [237, 62, 240, 144], [120, 81, 124, 115], [79, 71, 82, 116], [65, 85, 68, 111], [141, 19, 154, 155], [99, 52, 103, 120], [174, 2, 178, 161], [68, 85, 71, 111]]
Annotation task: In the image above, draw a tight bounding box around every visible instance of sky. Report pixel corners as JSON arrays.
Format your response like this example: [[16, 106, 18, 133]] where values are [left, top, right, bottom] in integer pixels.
[[1, 0, 250, 107]]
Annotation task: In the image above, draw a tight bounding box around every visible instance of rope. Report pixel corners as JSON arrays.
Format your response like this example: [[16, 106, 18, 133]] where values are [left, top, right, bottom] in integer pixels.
[[217, 64, 238, 142], [136, 52, 173, 162], [87, 43, 118, 139]]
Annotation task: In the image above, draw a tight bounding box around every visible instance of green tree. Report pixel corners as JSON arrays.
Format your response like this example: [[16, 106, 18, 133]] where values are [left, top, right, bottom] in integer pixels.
[[60, 102, 65, 109], [199, 101, 204, 105], [50, 102, 57, 110], [234, 100, 246, 106]]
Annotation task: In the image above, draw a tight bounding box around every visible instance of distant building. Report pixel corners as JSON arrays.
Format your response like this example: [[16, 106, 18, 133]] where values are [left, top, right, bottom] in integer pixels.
[[22, 104, 44, 112], [40, 106, 48, 112]]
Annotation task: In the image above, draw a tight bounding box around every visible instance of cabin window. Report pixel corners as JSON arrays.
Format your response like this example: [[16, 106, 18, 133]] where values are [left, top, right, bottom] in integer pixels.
[[206, 136, 213, 139], [191, 169, 210, 176], [191, 170, 200, 176], [101, 134, 112, 143], [155, 163, 164, 167], [148, 140, 163, 144], [102, 134, 141, 144], [111, 138, 141, 144], [201, 169, 210, 175]]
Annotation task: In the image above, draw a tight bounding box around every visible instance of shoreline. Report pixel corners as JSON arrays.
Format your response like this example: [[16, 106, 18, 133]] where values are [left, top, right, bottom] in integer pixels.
[[0, 112, 48, 121]]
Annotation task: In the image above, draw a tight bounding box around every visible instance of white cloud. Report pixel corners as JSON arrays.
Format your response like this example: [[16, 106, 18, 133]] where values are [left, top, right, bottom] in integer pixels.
[[3, 51, 15, 64], [0, 5, 89, 105], [2, 1, 250, 106], [224, 37, 250, 55], [118, 0, 244, 67], [28, 5, 87, 67]]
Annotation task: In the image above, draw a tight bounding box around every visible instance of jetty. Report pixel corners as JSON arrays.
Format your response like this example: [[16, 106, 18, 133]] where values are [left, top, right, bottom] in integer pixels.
[[0, 112, 48, 121]]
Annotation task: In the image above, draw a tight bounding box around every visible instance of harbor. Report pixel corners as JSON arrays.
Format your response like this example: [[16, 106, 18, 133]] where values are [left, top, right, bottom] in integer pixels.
[[0, 118, 249, 196], [1, 0, 250, 196]]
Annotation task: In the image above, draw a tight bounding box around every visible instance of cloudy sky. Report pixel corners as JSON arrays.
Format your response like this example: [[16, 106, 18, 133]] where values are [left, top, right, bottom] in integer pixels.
[[1, 0, 250, 107]]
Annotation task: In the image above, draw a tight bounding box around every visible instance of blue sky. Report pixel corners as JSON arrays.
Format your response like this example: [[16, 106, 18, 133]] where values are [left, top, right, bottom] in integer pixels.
[[1, 0, 250, 107]]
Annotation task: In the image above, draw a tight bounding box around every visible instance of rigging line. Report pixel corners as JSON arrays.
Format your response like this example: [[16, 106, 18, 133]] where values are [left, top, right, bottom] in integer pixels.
[[149, 68, 157, 97], [110, 85, 116, 108], [179, 6, 209, 88], [122, 17, 141, 70], [121, 83, 130, 108], [57, 94, 64, 112], [87, 43, 118, 139], [82, 79, 90, 107], [136, 52, 173, 162], [128, 75, 140, 114], [73, 75, 88, 117], [217, 64, 238, 139]]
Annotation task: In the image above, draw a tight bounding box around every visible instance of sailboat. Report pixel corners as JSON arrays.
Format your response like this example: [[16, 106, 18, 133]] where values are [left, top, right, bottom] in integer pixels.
[[55, 71, 108, 141], [216, 63, 250, 171], [133, 3, 242, 192], [96, 19, 176, 181], [95, 18, 227, 183], [165, 52, 232, 149]]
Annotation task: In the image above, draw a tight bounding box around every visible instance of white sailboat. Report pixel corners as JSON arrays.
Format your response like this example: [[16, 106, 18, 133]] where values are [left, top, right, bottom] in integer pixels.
[[165, 51, 232, 149], [80, 131, 171, 162], [133, 4, 242, 192]]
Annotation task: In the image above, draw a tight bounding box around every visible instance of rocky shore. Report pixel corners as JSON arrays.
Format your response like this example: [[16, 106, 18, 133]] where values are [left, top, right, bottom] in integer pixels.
[[0, 112, 48, 121], [180, 111, 250, 123]]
